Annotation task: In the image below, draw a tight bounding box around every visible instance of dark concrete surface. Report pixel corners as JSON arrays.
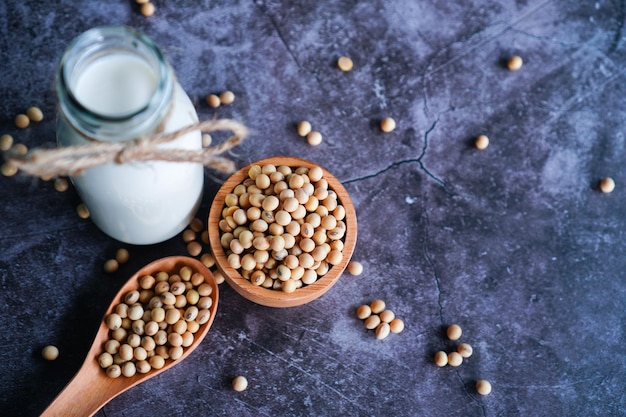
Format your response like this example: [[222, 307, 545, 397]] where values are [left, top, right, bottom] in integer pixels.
[[1, 1, 625, 416]]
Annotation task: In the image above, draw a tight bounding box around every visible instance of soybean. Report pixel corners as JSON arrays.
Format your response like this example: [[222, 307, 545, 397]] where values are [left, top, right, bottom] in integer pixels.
[[76, 203, 90, 219], [297, 121, 312, 137], [26, 107, 44, 122], [375, 322, 391, 340], [206, 94, 221, 108], [356, 305, 372, 320], [600, 177, 615, 193], [347, 261, 363, 276], [389, 318, 405, 334], [42, 345, 59, 361], [446, 324, 462, 341], [232, 375, 248, 392], [337, 56, 353, 72], [370, 299, 385, 314], [380, 117, 396, 132], [15, 114, 29, 128], [307, 131, 323, 146], [475, 135, 489, 150], [220, 90, 235, 105], [141, 2, 155, 16], [457, 343, 473, 358], [507, 55, 523, 71], [447, 351, 463, 367], [434, 351, 448, 367], [0, 134, 14, 151], [476, 379, 492, 395]]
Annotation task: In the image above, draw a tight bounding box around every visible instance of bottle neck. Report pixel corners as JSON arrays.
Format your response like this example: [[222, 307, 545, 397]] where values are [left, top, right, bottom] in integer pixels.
[[56, 26, 174, 142]]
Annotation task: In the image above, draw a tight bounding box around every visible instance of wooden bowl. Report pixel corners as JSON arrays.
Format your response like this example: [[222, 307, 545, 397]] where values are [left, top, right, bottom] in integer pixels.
[[208, 156, 357, 308]]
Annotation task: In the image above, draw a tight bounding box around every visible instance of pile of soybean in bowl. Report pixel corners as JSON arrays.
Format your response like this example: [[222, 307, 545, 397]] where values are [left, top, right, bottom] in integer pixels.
[[98, 265, 215, 378], [218, 163, 347, 293]]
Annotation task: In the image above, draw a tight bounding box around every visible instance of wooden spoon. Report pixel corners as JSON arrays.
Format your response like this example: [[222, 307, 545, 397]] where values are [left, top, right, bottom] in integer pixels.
[[40, 256, 219, 417]]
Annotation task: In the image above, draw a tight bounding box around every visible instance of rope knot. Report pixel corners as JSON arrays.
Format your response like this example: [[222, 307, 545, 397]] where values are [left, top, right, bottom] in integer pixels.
[[115, 137, 151, 164]]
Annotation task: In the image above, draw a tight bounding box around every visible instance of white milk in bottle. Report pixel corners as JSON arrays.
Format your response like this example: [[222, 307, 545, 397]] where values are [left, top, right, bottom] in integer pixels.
[[56, 26, 203, 244]]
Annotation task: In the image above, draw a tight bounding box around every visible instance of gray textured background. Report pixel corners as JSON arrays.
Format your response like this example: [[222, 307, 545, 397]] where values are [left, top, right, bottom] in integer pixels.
[[1, 1, 625, 416]]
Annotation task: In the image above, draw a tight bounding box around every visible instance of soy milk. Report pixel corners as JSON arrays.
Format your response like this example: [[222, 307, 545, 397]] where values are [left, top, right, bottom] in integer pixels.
[[73, 53, 157, 118], [56, 27, 203, 244]]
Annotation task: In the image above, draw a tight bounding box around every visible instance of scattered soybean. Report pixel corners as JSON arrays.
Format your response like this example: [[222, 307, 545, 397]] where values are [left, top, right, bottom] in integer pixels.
[[434, 351, 448, 367], [232, 375, 248, 392], [15, 114, 29, 129], [475, 135, 489, 150], [446, 324, 462, 341], [42, 345, 59, 361], [600, 177, 615, 193], [507, 55, 523, 71], [337, 56, 354, 72], [476, 379, 492, 395], [380, 117, 396, 133]]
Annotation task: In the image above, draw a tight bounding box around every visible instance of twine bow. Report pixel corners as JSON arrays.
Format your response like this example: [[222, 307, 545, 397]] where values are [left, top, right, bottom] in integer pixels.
[[5, 118, 248, 179]]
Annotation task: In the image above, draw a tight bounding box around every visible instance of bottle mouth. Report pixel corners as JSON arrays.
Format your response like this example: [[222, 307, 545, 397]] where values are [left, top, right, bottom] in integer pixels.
[[57, 26, 173, 140]]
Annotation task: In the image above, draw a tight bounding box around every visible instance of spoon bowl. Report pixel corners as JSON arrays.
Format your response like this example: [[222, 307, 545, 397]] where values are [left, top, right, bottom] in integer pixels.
[[40, 256, 219, 417]]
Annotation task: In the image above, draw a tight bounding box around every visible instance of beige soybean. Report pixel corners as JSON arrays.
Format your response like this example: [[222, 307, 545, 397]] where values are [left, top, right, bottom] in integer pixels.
[[447, 324, 462, 341], [141, 2, 155, 16], [389, 318, 405, 334], [297, 121, 312, 137], [457, 343, 473, 358], [475, 135, 489, 150], [375, 322, 391, 340], [356, 305, 372, 320], [337, 56, 354, 72], [232, 375, 248, 392], [106, 364, 122, 378], [507, 55, 523, 71], [307, 131, 323, 146], [206, 94, 221, 108], [42, 345, 59, 361], [76, 203, 90, 219], [347, 261, 363, 276], [99, 352, 114, 368], [103, 258, 119, 274], [54, 178, 69, 192], [379, 309, 395, 323], [1, 162, 18, 177], [380, 117, 396, 132], [370, 300, 385, 314], [364, 315, 381, 330], [121, 361, 136, 377], [26, 106, 44, 122], [434, 351, 448, 367], [476, 379, 492, 395], [220, 90, 235, 105], [447, 351, 463, 367], [0, 134, 13, 151], [15, 114, 29, 129], [600, 177, 615, 193]]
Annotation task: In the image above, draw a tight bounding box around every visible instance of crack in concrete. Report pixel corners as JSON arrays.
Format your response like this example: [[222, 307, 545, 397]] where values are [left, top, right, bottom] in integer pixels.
[[343, 118, 450, 192], [255, 2, 303, 73], [608, 0, 625, 53], [422, 205, 445, 324], [454, 370, 488, 417]]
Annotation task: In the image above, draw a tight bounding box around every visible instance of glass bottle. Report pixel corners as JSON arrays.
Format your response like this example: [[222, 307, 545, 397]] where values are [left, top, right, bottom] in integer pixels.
[[56, 26, 203, 244]]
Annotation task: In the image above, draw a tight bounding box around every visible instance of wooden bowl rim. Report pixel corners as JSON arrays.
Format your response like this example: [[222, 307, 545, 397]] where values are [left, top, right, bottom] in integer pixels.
[[208, 156, 357, 308]]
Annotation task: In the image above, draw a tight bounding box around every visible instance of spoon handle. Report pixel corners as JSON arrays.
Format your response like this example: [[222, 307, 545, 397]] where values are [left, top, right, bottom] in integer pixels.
[[40, 357, 116, 417]]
